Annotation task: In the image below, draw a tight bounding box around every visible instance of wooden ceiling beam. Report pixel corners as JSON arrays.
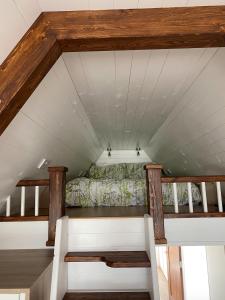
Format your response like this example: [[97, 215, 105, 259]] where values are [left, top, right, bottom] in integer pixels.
[[1, 6, 225, 135]]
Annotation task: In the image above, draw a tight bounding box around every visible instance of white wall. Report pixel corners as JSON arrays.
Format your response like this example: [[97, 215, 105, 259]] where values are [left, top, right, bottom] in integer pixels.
[[206, 246, 225, 300], [96, 150, 151, 166], [0, 56, 102, 211], [67, 217, 150, 291], [0, 0, 41, 64], [182, 246, 210, 300], [68, 218, 146, 251], [165, 218, 225, 245], [0, 221, 49, 249]]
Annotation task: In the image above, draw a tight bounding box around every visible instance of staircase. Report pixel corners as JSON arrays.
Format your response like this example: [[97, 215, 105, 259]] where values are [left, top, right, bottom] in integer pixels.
[[50, 216, 159, 300]]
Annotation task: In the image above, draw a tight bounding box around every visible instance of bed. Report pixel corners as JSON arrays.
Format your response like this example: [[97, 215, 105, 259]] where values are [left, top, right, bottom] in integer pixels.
[[65, 163, 202, 207]]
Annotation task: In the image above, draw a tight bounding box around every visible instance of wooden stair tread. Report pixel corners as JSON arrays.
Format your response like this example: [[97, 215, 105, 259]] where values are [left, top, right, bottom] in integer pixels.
[[63, 292, 151, 300], [64, 251, 150, 268]]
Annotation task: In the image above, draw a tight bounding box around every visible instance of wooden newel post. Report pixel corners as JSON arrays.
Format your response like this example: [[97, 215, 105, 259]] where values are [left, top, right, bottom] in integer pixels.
[[46, 166, 68, 246], [145, 163, 166, 244]]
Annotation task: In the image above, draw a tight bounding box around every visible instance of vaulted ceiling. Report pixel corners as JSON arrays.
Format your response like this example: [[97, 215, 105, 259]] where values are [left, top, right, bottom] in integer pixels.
[[1, 0, 225, 201]]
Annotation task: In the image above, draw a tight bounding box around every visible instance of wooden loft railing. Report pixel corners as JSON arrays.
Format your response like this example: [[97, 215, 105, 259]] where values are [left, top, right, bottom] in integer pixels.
[[0, 166, 68, 247], [145, 164, 225, 244], [2, 162, 225, 246], [0, 179, 50, 222]]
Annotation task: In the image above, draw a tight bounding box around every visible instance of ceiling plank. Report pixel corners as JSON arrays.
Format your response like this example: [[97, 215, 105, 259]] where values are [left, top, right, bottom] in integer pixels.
[[1, 6, 225, 135]]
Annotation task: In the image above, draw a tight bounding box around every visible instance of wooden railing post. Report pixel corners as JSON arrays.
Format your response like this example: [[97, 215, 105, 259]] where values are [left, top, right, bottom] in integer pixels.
[[145, 164, 166, 244], [47, 166, 68, 246]]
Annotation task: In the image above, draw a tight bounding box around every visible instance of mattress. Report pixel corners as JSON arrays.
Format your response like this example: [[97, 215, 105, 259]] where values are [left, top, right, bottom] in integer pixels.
[[65, 177, 201, 207]]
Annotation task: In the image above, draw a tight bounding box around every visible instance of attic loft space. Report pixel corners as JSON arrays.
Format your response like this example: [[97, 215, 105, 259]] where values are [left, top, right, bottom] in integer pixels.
[[2, 45, 225, 220], [3, 4, 225, 299], [2, 46, 225, 198]]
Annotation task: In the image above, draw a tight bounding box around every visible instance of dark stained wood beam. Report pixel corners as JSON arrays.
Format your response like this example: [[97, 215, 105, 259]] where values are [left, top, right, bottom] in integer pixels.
[[47, 166, 68, 246], [145, 163, 167, 244], [1, 6, 225, 134]]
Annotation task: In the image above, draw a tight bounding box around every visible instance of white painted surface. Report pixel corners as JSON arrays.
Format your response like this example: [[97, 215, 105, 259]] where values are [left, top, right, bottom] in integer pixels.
[[20, 186, 26, 216], [206, 246, 225, 300], [0, 296, 20, 300], [35, 186, 39, 216], [182, 246, 210, 300], [172, 183, 179, 213], [156, 246, 168, 279], [0, 291, 28, 300], [0, 221, 48, 249], [50, 217, 68, 300], [144, 215, 160, 300], [96, 150, 151, 166], [67, 217, 152, 291], [37, 0, 225, 11], [0, 0, 41, 64], [0, 56, 101, 211], [165, 218, 225, 245], [31, 263, 52, 300], [216, 182, 223, 212], [187, 182, 193, 213], [2, 2, 225, 215], [68, 218, 146, 251], [201, 182, 208, 212], [68, 263, 150, 290], [6, 196, 11, 217]]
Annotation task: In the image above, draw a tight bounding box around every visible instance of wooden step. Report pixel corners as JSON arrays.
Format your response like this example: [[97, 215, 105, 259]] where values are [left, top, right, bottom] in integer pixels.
[[64, 251, 150, 268], [63, 292, 151, 300]]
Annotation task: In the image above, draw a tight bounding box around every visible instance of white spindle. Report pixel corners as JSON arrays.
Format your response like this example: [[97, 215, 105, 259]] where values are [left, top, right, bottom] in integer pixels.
[[21, 186, 26, 216], [187, 182, 193, 213], [35, 186, 39, 216], [6, 195, 11, 217], [172, 183, 179, 213], [201, 182, 208, 213], [216, 182, 223, 212]]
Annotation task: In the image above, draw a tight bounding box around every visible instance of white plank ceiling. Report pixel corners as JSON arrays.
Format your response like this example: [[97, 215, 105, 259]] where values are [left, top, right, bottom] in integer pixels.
[[1, 0, 225, 202]]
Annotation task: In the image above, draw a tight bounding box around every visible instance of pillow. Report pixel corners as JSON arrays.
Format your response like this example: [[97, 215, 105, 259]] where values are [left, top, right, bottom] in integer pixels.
[[88, 163, 127, 180], [125, 163, 146, 179]]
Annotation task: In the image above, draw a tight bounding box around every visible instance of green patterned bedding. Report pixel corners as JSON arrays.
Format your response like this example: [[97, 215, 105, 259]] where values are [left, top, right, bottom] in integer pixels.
[[66, 163, 202, 207]]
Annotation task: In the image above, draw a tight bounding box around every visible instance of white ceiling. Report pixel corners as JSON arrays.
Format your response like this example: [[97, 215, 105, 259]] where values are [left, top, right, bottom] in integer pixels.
[[1, 0, 225, 202]]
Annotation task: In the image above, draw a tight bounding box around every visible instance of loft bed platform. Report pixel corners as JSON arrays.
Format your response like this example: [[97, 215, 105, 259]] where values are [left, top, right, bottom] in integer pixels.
[[1, 204, 225, 220], [1, 163, 225, 245]]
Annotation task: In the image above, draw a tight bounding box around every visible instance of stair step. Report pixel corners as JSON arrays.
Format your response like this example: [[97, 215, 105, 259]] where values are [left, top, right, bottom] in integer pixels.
[[64, 251, 150, 268], [63, 292, 151, 300]]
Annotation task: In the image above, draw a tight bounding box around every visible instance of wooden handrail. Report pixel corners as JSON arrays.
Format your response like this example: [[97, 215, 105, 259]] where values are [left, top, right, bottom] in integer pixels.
[[16, 179, 50, 187], [161, 175, 225, 183]]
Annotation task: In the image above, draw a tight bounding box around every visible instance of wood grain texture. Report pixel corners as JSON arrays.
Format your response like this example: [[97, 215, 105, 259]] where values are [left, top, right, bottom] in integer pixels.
[[63, 292, 151, 300], [164, 212, 225, 218], [0, 215, 48, 222], [0, 249, 53, 289], [1, 6, 225, 134], [16, 179, 49, 186], [145, 165, 166, 243], [64, 251, 151, 268], [161, 175, 225, 183], [47, 166, 68, 246]]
